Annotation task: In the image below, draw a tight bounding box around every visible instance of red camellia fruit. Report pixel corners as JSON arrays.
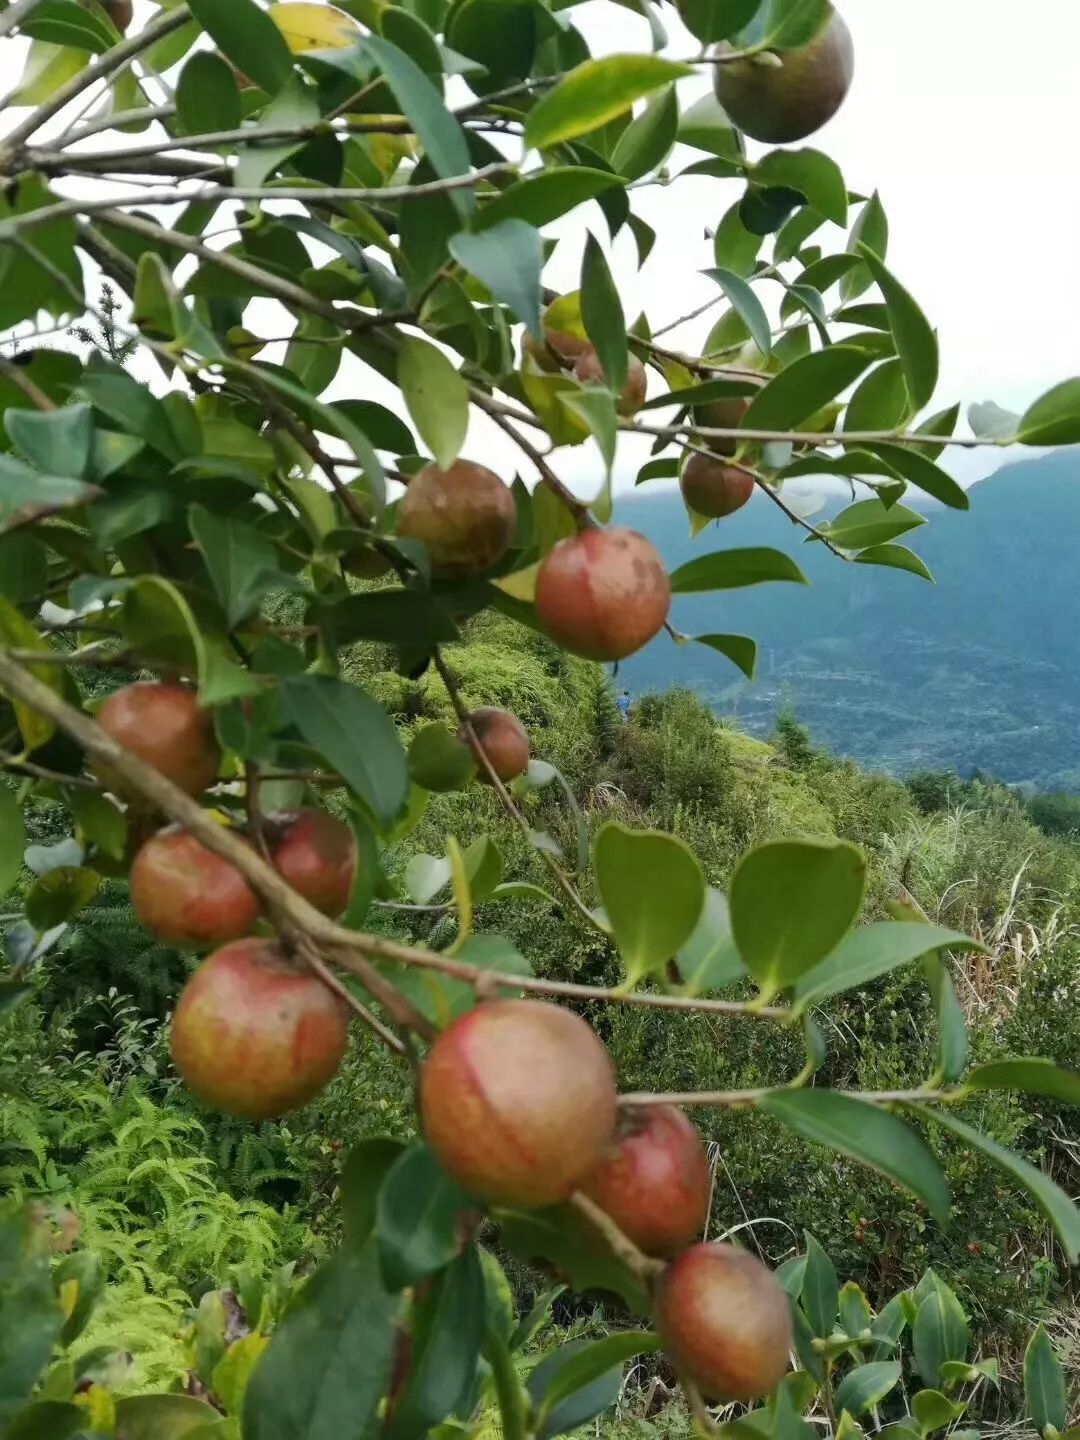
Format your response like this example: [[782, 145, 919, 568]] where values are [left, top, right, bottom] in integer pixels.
[[170, 938, 349, 1120], [419, 999, 617, 1207], [655, 1243, 793, 1401], [460, 708, 530, 784], [97, 682, 221, 798], [535, 529, 671, 662], [130, 829, 260, 947], [270, 809, 357, 918], [581, 1104, 710, 1255], [680, 454, 755, 519], [573, 348, 648, 417], [396, 460, 517, 576]]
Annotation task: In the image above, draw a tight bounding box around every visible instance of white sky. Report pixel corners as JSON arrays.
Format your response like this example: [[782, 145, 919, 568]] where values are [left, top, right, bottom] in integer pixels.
[[5, 0, 1079, 495]]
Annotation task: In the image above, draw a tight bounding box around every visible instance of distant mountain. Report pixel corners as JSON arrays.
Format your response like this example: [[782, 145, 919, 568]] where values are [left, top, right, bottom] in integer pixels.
[[614, 451, 1080, 790]]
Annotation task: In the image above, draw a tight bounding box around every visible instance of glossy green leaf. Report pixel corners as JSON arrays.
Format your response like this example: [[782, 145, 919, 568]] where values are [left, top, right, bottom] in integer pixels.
[[793, 923, 980, 1008], [235, 74, 320, 189], [854, 543, 934, 583], [817, 499, 924, 551], [1024, 1325, 1067, 1435], [689, 632, 758, 678], [834, 1363, 902, 1416], [525, 55, 692, 151], [177, 51, 241, 137], [713, 201, 763, 278], [6, 403, 91, 479], [839, 1281, 873, 1338], [592, 821, 705, 987], [0, 534, 46, 604], [611, 84, 678, 180], [187, 0, 293, 95], [112, 1396, 222, 1439], [0, 176, 82, 330], [580, 233, 628, 395], [922, 952, 969, 1083], [397, 337, 468, 471], [841, 191, 888, 301], [680, 0, 761, 42], [21, 1, 118, 52], [755, 148, 846, 226], [388, 1247, 486, 1440], [844, 359, 910, 432], [670, 547, 808, 593], [912, 1389, 967, 1433], [446, 0, 536, 78], [865, 444, 968, 510], [25, 865, 99, 930], [704, 267, 772, 356], [377, 1144, 474, 1291], [965, 1058, 1080, 1107], [533, 1332, 659, 1433], [1017, 379, 1080, 446], [911, 1287, 969, 1389], [189, 505, 295, 628], [450, 220, 543, 337], [858, 247, 939, 410], [743, 346, 874, 431], [677, 886, 746, 993], [762, 1091, 951, 1224], [318, 591, 459, 648], [801, 1232, 838, 1338], [409, 723, 477, 792], [0, 784, 27, 903], [525, 1338, 631, 1440], [121, 575, 260, 706], [476, 168, 623, 231], [340, 1138, 407, 1248], [0, 453, 99, 533]]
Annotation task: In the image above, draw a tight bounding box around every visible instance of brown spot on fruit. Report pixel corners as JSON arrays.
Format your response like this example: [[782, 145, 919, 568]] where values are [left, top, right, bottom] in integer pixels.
[[460, 708, 530, 784], [170, 938, 349, 1120], [574, 347, 648, 417], [96, 682, 221, 799], [131, 828, 260, 947], [581, 1104, 710, 1256], [419, 999, 617, 1207], [270, 809, 357, 919], [680, 454, 755, 519], [655, 1243, 793, 1402], [534, 529, 670, 662], [396, 460, 517, 576]]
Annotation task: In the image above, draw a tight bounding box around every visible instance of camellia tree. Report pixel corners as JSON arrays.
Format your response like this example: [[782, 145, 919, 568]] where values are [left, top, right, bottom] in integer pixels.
[[1, 0, 1079, 1435]]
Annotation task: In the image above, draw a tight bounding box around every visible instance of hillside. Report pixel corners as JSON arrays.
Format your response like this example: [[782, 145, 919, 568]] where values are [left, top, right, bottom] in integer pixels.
[[615, 451, 1080, 788]]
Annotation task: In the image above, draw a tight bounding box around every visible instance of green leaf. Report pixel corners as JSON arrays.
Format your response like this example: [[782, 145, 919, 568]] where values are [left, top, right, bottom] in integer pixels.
[[761, 1091, 951, 1225], [912, 1389, 967, 1434], [533, 1332, 659, 1434], [341, 1138, 407, 1248], [704, 267, 772, 355], [801, 1232, 838, 1338], [670, 547, 808, 594], [388, 1247, 486, 1440], [187, 0, 293, 95], [755, 148, 846, 226], [21, 1, 118, 52], [680, 0, 761, 43], [677, 887, 746, 993], [6, 404, 91, 479], [1024, 1325, 1067, 1435], [408, 723, 477, 792], [689, 633, 758, 678], [80, 355, 182, 461], [281, 675, 408, 828], [0, 176, 82, 331], [834, 1363, 902, 1416], [965, 1058, 1080, 1108], [839, 1281, 873, 1338], [580, 233, 628, 395], [712, 202, 762, 278], [6, 1401, 84, 1440], [793, 923, 982, 1008], [864, 444, 968, 511], [611, 85, 678, 181], [189, 505, 294, 628], [841, 191, 888, 301], [911, 1288, 969, 1389], [854, 544, 934, 583], [499, 1201, 649, 1313], [236, 74, 321, 189], [858, 248, 939, 410], [450, 221, 543, 337], [525, 55, 692, 151], [377, 1144, 473, 1291], [121, 575, 260, 707], [177, 51, 241, 136], [922, 953, 969, 1083], [0, 452, 98, 533], [317, 591, 459, 648], [527, 1337, 646, 1440], [592, 821, 705, 987], [24, 866, 99, 930], [817, 499, 924, 551], [476, 169, 624, 231], [730, 837, 865, 994], [446, 0, 536, 78], [397, 337, 468, 471], [0, 786, 26, 901], [844, 359, 910, 432], [1017, 379, 1080, 446], [243, 1242, 403, 1440], [111, 1396, 222, 1439], [743, 346, 874, 431]]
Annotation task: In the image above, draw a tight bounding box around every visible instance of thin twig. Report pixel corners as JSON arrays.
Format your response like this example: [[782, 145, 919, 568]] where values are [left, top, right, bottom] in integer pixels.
[[295, 938, 408, 1057], [0, 751, 101, 789], [469, 389, 593, 527], [651, 294, 726, 341], [568, 1191, 663, 1282], [0, 358, 55, 411]]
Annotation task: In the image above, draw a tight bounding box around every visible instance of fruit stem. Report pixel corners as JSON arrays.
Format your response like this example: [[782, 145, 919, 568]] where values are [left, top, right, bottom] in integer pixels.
[[568, 1191, 664, 1284]]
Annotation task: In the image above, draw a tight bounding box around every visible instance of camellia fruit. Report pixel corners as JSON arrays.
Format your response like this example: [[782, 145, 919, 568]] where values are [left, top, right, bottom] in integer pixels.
[[581, 1104, 710, 1256], [419, 998, 617, 1206], [460, 708, 530, 784], [574, 348, 648, 417], [655, 1243, 793, 1401], [535, 529, 671, 662], [104, 0, 133, 31], [97, 681, 221, 798], [397, 461, 517, 576], [270, 809, 357, 919], [713, 7, 854, 145], [695, 389, 763, 457], [171, 938, 349, 1120], [680, 454, 755, 519], [130, 829, 260, 947]]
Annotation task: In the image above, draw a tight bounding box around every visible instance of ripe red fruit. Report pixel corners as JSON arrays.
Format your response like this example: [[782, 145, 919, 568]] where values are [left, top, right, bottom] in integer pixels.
[[397, 460, 517, 576], [535, 529, 670, 662], [104, 0, 133, 30], [655, 1244, 793, 1401], [460, 708, 530, 784], [97, 682, 220, 798], [130, 829, 260, 947], [419, 999, 617, 1207], [270, 809, 357, 919], [171, 938, 349, 1120], [574, 348, 648, 417], [680, 454, 755, 519], [581, 1104, 709, 1256], [695, 394, 755, 457], [543, 326, 592, 367]]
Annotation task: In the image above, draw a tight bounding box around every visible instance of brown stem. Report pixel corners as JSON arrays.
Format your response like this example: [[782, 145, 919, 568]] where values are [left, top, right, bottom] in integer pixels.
[[294, 937, 407, 1057], [468, 390, 594, 528], [568, 1191, 663, 1283], [0, 358, 55, 411], [0, 751, 101, 790]]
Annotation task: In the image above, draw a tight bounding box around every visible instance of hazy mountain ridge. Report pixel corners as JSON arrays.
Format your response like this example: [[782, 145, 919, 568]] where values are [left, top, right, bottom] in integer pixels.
[[614, 451, 1080, 789]]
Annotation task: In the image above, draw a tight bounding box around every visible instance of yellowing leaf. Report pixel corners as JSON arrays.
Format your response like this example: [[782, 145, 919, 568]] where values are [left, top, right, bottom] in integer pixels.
[[59, 1277, 79, 1320], [492, 563, 541, 602], [269, 1, 359, 52]]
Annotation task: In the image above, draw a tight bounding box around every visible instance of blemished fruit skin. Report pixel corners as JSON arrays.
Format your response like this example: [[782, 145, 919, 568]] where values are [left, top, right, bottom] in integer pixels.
[[581, 1104, 710, 1256], [574, 349, 648, 417], [397, 461, 517, 576], [460, 708, 530, 783], [713, 9, 854, 145], [171, 939, 349, 1120], [130, 829, 260, 947], [419, 999, 618, 1207], [270, 809, 357, 919], [680, 454, 755, 519], [97, 682, 221, 798], [544, 326, 592, 366], [655, 1244, 794, 1401], [535, 529, 671, 663]]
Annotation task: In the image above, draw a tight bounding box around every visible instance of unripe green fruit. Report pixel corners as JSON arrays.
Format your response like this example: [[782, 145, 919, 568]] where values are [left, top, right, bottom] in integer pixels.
[[131, 828, 260, 947], [581, 1104, 710, 1256], [713, 8, 854, 145], [460, 708, 530, 784], [397, 460, 517, 576], [535, 529, 670, 662], [680, 454, 755, 519], [171, 938, 349, 1120], [419, 999, 617, 1207], [655, 1243, 793, 1401], [96, 682, 221, 799], [270, 809, 357, 919]]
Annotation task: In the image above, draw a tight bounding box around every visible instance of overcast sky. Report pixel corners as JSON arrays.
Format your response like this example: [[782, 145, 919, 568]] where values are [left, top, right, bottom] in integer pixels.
[[7, 1, 1080, 496]]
